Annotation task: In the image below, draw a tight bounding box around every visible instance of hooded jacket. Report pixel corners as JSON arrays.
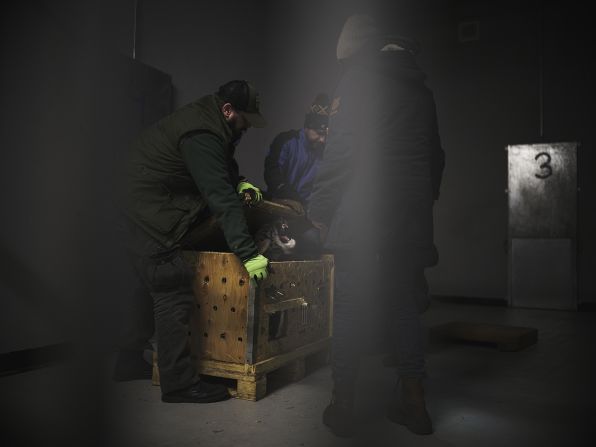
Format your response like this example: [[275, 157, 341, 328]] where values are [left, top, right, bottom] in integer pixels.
[[307, 46, 445, 264]]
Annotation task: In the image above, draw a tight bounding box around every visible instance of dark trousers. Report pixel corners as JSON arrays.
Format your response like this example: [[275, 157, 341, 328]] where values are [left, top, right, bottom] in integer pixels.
[[331, 253, 427, 391], [121, 223, 197, 394]]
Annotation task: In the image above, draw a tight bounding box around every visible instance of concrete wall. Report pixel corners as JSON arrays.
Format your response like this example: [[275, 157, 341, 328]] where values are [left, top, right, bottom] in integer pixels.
[[0, 1, 142, 353], [423, 1, 595, 303]]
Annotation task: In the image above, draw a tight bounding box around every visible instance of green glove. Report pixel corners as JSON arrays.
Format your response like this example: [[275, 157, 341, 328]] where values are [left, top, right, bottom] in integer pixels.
[[243, 254, 269, 281], [237, 180, 263, 204]]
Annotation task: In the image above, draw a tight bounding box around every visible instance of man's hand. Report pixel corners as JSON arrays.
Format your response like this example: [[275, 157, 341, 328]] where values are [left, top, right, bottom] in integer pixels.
[[274, 198, 305, 216], [237, 181, 263, 206], [243, 254, 269, 281], [310, 220, 329, 245]]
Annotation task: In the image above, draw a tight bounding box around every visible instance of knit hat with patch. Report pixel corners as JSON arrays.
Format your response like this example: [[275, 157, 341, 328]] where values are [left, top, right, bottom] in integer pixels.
[[304, 93, 330, 131]]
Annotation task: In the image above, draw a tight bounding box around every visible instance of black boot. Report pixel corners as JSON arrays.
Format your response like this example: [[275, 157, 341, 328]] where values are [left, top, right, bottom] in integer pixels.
[[387, 376, 433, 435], [112, 349, 153, 382], [161, 380, 230, 403], [322, 388, 356, 438]]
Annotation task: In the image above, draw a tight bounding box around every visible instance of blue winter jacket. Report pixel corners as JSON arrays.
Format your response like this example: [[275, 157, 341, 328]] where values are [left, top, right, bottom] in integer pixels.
[[264, 128, 323, 204]]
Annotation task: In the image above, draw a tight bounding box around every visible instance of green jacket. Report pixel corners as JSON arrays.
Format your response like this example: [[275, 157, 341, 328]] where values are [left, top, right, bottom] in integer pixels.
[[126, 94, 258, 261]]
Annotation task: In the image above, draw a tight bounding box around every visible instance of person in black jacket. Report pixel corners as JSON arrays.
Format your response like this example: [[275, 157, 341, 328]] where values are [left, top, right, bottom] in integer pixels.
[[307, 14, 445, 437], [114, 80, 270, 404]]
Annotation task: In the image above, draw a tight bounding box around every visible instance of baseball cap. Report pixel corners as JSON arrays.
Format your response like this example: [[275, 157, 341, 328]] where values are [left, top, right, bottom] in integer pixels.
[[216, 80, 267, 128]]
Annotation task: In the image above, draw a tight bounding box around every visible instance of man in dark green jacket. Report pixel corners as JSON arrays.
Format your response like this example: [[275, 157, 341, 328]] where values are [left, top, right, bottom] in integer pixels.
[[115, 80, 269, 403]]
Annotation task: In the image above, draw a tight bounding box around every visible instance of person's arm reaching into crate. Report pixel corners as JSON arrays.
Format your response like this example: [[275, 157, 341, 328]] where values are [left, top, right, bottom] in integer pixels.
[[181, 132, 269, 281]]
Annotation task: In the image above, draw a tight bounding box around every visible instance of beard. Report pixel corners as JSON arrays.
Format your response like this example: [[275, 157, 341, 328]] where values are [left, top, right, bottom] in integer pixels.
[[231, 129, 245, 146], [307, 140, 324, 151], [228, 118, 246, 146]]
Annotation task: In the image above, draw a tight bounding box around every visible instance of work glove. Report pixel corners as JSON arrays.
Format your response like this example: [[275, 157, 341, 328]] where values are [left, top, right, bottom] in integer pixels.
[[237, 180, 263, 206], [243, 254, 269, 282]]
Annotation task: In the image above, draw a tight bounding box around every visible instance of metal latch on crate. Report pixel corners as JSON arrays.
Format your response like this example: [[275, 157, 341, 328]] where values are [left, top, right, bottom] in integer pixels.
[[264, 297, 308, 314], [264, 287, 310, 325]]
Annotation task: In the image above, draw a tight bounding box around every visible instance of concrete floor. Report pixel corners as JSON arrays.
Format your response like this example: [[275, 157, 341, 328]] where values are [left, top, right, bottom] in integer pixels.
[[2, 300, 596, 446]]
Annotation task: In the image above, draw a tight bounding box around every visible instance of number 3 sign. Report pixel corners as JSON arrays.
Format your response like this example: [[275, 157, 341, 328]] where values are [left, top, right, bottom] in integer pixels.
[[534, 152, 553, 179]]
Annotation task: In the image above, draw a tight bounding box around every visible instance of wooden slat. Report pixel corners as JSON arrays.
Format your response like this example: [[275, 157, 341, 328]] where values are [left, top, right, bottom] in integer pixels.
[[187, 251, 249, 363], [252, 338, 330, 375], [431, 321, 538, 351], [323, 254, 335, 338], [236, 375, 267, 401], [197, 359, 255, 380], [195, 338, 330, 378]]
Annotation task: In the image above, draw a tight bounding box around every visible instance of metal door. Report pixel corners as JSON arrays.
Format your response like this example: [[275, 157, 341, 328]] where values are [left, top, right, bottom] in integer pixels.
[[507, 142, 578, 310]]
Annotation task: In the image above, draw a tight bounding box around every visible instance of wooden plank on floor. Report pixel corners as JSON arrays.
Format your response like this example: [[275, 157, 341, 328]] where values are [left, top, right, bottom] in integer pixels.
[[431, 321, 538, 351]]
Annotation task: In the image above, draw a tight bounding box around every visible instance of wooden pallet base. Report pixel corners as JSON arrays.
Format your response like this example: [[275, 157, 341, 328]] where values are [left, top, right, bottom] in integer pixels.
[[152, 338, 330, 400], [151, 351, 160, 386], [230, 357, 308, 400]]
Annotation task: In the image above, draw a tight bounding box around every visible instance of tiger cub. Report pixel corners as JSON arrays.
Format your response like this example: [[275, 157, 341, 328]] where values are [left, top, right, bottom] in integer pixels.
[[254, 216, 297, 261]]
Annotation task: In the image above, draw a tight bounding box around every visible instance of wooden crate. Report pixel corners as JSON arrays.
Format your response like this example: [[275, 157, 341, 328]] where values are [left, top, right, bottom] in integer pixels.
[[152, 251, 334, 400]]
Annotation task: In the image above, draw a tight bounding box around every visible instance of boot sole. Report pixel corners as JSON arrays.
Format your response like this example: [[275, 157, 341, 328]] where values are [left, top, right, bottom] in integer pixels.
[[162, 391, 230, 403], [322, 419, 355, 438], [322, 409, 356, 438], [112, 371, 153, 382], [387, 408, 433, 435]]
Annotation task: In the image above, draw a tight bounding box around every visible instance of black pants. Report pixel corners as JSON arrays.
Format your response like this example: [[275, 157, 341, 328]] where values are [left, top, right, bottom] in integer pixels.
[[121, 223, 197, 394], [331, 253, 427, 392]]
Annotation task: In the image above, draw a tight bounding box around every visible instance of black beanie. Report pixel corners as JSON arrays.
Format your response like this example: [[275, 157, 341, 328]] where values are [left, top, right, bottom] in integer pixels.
[[304, 93, 330, 131]]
